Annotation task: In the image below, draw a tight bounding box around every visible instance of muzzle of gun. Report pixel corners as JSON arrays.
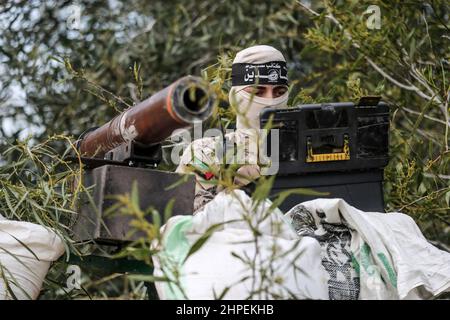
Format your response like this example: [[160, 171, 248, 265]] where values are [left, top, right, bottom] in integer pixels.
[[71, 76, 214, 242], [78, 76, 215, 159]]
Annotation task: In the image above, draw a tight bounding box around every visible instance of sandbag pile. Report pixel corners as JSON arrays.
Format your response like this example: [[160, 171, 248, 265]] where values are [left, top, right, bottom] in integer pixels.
[[152, 190, 329, 300], [153, 191, 450, 300], [0, 214, 65, 300], [287, 198, 450, 299]]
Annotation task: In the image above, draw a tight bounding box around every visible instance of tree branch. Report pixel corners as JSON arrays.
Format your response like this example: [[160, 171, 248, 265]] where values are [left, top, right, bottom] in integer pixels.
[[297, 1, 449, 150], [401, 106, 450, 126]]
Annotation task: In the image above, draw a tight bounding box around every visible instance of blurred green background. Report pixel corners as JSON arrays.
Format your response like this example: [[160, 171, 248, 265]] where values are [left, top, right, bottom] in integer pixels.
[[0, 0, 448, 298]]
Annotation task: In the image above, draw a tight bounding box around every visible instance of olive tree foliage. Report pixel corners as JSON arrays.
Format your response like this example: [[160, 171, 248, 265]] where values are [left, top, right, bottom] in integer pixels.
[[0, 0, 319, 299], [0, 0, 312, 141], [0, 0, 450, 238], [0, 0, 449, 299], [1, 0, 448, 240], [294, 0, 449, 244]]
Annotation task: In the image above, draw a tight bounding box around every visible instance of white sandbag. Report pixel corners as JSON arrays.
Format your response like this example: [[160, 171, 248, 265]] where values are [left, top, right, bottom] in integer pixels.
[[293, 198, 450, 300], [152, 190, 329, 300], [0, 215, 65, 300]]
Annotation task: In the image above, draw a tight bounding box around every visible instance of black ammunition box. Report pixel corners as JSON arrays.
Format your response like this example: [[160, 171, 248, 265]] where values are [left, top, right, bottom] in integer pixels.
[[261, 101, 389, 213]]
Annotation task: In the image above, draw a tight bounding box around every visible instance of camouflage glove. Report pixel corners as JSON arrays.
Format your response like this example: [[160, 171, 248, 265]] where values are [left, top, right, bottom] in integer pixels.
[[233, 164, 261, 187]]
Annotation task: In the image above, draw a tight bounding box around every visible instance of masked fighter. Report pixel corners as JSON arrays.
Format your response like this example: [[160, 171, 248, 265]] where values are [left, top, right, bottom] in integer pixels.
[[176, 45, 289, 213]]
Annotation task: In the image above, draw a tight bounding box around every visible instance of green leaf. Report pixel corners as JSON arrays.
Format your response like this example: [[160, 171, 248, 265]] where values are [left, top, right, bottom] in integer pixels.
[[164, 198, 176, 223], [183, 221, 230, 263], [130, 180, 140, 212], [445, 191, 450, 207], [127, 274, 170, 283], [269, 188, 329, 211], [164, 175, 190, 191]]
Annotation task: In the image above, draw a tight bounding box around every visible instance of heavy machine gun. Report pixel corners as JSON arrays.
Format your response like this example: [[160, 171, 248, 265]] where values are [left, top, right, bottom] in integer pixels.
[[71, 76, 215, 243]]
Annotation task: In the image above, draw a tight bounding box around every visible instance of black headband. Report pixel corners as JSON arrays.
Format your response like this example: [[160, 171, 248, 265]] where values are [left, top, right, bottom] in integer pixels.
[[231, 61, 288, 86]]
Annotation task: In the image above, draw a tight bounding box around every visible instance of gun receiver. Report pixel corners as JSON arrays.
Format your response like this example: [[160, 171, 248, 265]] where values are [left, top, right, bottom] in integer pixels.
[[72, 76, 215, 243]]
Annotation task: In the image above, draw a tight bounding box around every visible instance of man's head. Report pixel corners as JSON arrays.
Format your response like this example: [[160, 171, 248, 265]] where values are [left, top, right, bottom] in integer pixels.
[[229, 45, 289, 130]]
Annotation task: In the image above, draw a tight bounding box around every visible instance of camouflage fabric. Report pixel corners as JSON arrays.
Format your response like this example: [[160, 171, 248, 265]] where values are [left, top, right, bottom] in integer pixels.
[[176, 129, 262, 213], [288, 204, 360, 300]]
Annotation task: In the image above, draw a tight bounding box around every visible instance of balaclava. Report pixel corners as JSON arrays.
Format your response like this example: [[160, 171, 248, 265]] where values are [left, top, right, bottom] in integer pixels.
[[229, 45, 289, 130]]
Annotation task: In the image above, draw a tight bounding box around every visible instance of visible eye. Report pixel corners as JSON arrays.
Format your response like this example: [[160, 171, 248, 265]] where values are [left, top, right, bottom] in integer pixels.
[[254, 87, 266, 97], [274, 86, 288, 97], [244, 86, 266, 97]]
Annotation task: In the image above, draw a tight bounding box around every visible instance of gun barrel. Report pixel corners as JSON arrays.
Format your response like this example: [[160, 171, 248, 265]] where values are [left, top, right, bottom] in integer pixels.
[[79, 76, 214, 158]]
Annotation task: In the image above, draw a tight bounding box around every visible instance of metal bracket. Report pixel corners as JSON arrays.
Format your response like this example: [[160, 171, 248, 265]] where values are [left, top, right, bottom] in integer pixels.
[[357, 96, 381, 106], [104, 141, 162, 167]]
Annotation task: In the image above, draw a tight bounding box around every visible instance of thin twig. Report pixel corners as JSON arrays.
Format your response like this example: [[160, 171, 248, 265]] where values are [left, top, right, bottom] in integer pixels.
[[296, 1, 449, 135], [398, 187, 450, 211], [401, 106, 449, 126]]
